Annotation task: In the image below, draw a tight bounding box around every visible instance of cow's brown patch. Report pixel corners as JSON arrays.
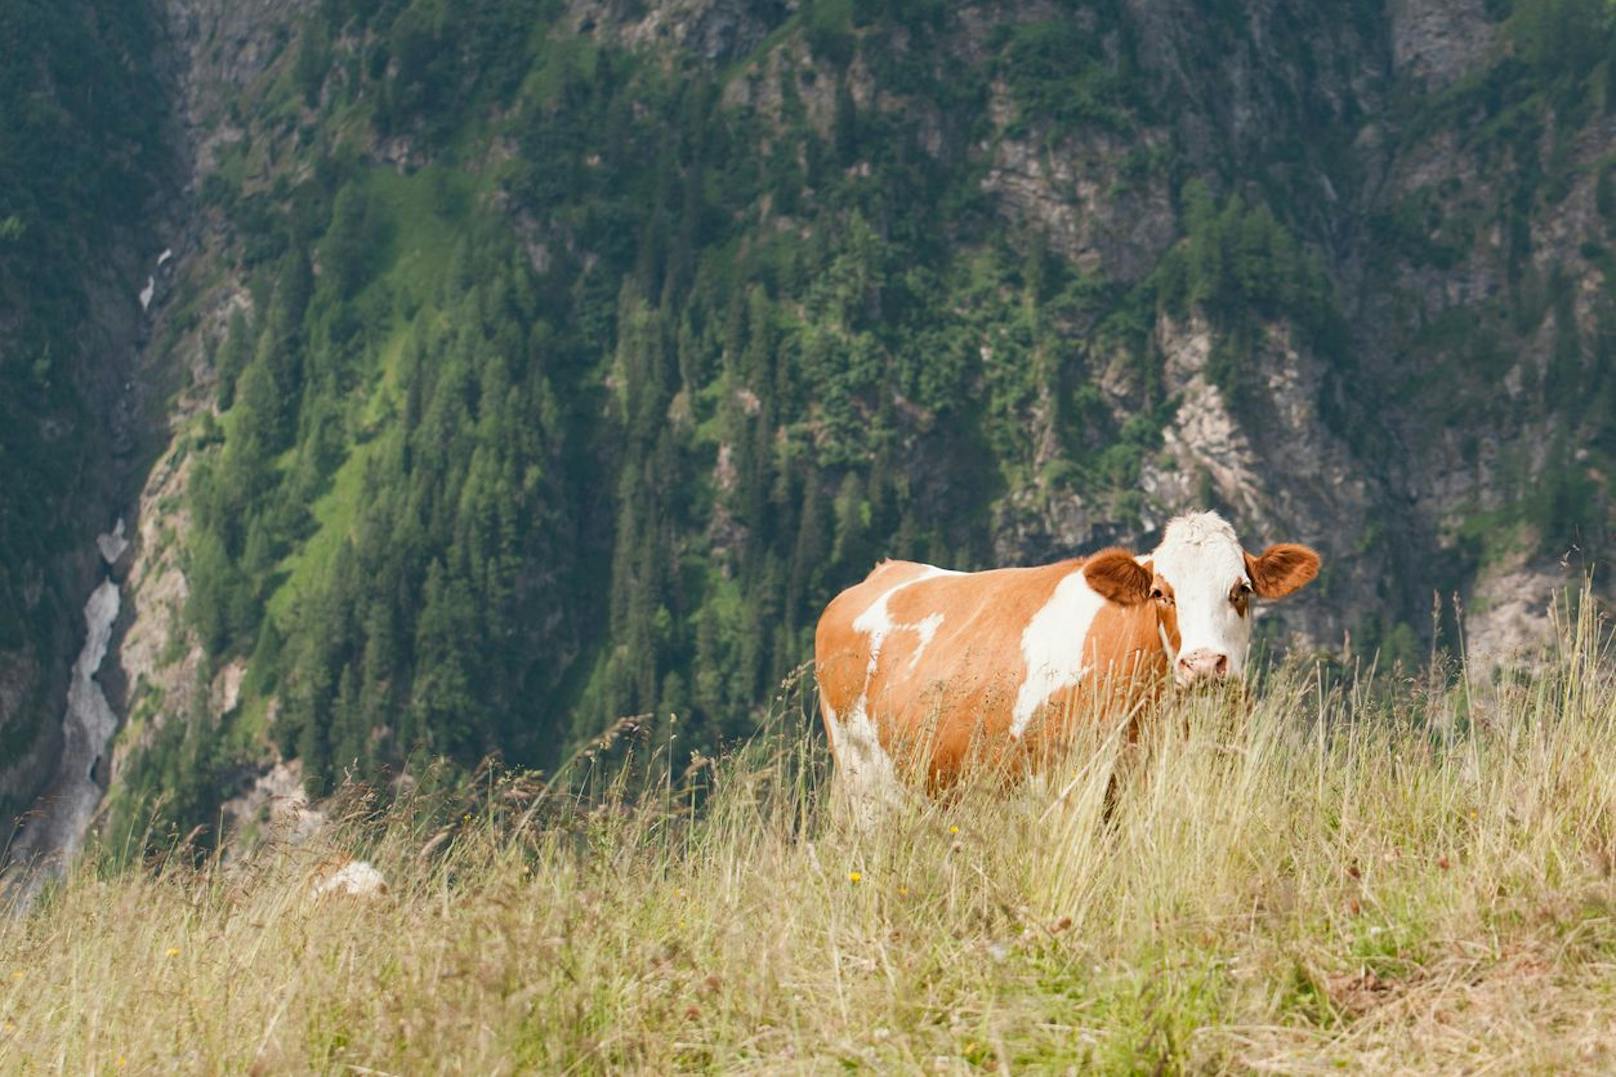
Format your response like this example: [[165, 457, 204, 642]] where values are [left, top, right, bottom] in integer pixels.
[[814, 560, 1076, 785], [1071, 596, 1172, 742], [883, 563, 1072, 785]]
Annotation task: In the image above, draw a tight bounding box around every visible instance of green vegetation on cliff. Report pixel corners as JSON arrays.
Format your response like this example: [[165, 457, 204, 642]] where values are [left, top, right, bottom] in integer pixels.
[[7, 0, 1614, 845], [140, 0, 1190, 829]]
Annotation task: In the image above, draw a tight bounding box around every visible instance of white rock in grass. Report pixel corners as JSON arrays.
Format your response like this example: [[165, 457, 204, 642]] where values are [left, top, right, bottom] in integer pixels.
[[311, 858, 388, 899]]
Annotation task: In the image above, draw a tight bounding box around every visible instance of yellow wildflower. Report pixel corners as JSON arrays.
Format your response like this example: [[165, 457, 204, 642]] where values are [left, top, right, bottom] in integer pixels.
[[949, 825, 959, 834], [848, 871, 862, 884], [165, 947, 180, 958]]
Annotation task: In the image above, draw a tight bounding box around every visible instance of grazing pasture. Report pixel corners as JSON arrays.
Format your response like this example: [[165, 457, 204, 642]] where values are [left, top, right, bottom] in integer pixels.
[[4, 597, 1615, 1073]]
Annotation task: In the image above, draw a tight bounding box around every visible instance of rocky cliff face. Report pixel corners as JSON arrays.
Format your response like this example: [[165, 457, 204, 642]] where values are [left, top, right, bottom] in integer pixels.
[[0, 264, 150, 828], [110, 0, 317, 790], [1364, 0, 1613, 656], [982, 0, 1611, 658], [0, 1, 178, 833], [3, 0, 316, 880]]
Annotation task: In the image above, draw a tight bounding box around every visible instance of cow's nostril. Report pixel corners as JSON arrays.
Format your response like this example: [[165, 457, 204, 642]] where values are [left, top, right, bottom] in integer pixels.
[[1178, 649, 1229, 680]]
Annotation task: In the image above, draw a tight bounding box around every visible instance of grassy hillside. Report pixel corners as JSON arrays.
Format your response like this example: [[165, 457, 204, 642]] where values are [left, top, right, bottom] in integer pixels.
[[10, 595, 1615, 1072]]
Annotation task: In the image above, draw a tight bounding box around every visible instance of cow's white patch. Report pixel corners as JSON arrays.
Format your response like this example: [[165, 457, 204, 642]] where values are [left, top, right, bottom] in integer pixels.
[[1011, 569, 1105, 736], [822, 695, 901, 823], [908, 612, 944, 669], [827, 565, 955, 817], [852, 566, 952, 675]]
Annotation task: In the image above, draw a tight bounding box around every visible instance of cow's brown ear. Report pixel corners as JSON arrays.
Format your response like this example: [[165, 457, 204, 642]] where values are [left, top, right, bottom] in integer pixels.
[[1245, 544, 1321, 600], [1084, 549, 1152, 606]]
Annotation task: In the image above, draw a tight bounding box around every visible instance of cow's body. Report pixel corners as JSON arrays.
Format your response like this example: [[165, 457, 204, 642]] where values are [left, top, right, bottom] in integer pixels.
[[813, 511, 1320, 797], [814, 558, 1163, 791]]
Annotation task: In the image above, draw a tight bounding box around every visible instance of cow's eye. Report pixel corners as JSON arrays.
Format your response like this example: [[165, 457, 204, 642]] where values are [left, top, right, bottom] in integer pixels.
[[1150, 586, 1171, 604]]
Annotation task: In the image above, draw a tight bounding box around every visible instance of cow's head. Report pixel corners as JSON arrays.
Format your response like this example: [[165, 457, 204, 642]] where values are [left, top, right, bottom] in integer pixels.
[[1083, 512, 1320, 686]]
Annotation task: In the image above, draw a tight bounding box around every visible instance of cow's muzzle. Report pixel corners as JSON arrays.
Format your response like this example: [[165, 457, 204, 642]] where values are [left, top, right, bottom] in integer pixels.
[[1176, 648, 1229, 685]]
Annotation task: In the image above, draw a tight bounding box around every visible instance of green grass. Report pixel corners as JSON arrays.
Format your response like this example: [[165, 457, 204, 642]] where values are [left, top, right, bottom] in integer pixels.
[[6, 596, 1616, 1072], [366, 166, 478, 297], [265, 433, 375, 625]]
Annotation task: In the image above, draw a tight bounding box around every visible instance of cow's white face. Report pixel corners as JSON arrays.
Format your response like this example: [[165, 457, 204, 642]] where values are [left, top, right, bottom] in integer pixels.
[[1083, 511, 1321, 687], [1149, 514, 1258, 685]]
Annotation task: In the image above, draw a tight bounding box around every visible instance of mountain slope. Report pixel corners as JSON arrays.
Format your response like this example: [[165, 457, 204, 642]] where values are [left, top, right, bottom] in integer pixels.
[[5, 0, 1614, 852]]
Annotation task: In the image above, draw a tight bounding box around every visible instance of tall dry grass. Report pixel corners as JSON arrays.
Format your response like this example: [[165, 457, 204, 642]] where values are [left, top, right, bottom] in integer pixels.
[[4, 594, 1616, 1073]]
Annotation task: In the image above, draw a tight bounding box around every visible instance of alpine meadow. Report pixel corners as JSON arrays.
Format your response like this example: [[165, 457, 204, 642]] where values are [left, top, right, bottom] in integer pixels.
[[3, 0, 1616, 1072]]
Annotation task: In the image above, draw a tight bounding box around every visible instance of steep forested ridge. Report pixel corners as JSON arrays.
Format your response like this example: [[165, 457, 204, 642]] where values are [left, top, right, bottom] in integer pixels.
[[3, 0, 1614, 850]]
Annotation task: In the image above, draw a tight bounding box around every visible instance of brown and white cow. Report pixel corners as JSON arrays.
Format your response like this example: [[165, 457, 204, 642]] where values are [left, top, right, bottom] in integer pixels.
[[813, 511, 1320, 797]]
